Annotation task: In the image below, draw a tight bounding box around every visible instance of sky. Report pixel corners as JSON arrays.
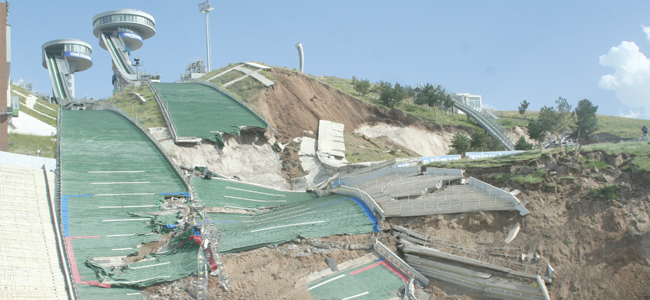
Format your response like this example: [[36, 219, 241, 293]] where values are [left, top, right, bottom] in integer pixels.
[[8, 0, 650, 119]]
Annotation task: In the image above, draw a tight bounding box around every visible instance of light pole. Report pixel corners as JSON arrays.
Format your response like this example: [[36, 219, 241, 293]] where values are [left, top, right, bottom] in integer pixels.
[[198, 0, 214, 72], [134, 58, 140, 81]]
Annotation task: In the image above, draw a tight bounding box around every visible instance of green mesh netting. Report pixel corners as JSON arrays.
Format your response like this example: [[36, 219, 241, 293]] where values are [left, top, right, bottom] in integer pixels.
[[153, 82, 267, 139], [207, 196, 375, 253], [60, 110, 190, 298], [192, 177, 322, 210], [308, 259, 405, 300], [86, 229, 200, 289]]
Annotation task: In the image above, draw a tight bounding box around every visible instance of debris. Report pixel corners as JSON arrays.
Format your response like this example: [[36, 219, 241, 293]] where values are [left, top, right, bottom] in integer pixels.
[[505, 223, 521, 244]]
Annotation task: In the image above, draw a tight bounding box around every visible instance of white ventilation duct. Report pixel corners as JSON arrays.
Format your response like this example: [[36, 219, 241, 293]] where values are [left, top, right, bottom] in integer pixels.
[[295, 43, 304, 73]]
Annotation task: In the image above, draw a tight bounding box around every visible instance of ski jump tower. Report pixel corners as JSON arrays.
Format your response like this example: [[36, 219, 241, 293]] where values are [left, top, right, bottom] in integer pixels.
[[92, 9, 155, 92], [42, 39, 93, 108]]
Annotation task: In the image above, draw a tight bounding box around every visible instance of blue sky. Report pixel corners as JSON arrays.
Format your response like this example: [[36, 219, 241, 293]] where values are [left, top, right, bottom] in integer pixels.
[[9, 1, 650, 119]]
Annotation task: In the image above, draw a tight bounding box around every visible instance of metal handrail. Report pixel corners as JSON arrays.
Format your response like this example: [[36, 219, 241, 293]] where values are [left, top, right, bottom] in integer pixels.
[[178, 78, 275, 133], [452, 99, 514, 150], [330, 185, 385, 220], [142, 79, 179, 142], [55, 108, 80, 299]]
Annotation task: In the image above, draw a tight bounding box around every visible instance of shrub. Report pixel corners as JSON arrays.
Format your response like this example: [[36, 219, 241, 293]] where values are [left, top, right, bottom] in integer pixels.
[[590, 184, 621, 200], [515, 136, 534, 150]]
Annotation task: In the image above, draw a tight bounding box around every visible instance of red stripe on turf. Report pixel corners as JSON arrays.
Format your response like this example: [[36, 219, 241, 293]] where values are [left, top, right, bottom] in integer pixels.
[[65, 236, 101, 283], [68, 235, 102, 239], [350, 261, 383, 275], [81, 281, 111, 288], [380, 260, 409, 282]]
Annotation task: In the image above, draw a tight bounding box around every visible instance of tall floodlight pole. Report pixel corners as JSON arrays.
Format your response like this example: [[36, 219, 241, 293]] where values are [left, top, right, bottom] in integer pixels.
[[198, 1, 214, 72]]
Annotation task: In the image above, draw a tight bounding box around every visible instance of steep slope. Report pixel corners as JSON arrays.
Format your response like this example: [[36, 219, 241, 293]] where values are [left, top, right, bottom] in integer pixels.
[[250, 69, 469, 147]]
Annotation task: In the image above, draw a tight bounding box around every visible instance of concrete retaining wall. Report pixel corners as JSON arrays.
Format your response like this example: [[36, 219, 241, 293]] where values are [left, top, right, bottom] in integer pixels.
[[468, 177, 529, 216], [334, 165, 420, 187]]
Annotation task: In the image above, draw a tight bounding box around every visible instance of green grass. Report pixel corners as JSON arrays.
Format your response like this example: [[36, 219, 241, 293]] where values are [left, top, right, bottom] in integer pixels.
[[201, 63, 241, 80], [486, 169, 547, 185], [17, 104, 57, 126], [596, 115, 649, 139], [210, 69, 246, 85], [226, 75, 266, 100], [590, 184, 622, 200], [494, 115, 530, 129], [36, 98, 60, 110], [583, 141, 650, 172], [425, 140, 649, 177], [8, 134, 57, 158], [344, 131, 416, 163], [10, 83, 32, 97], [10, 84, 60, 124], [259, 70, 276, 82], [425, 148, 562, 169], [587, 160, 609, 170], [316, 75, 480, 129], [103, 84, 167, 128], [28, 101, 58, 118], [498, 110, 649, 139]]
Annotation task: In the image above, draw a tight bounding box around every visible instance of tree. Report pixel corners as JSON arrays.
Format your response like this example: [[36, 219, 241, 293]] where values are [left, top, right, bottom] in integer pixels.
[[470, 129, 489, 152], [538, 105, 560, 140], [419, 83, 452, 122], [518, 100, 530, 117], [451, 133, 472, 158], [571, 99, 599, 139], [555, 97, 573, 135], [393, 83, 407, 104], [352, 76, 371, 96], [377, 81, 410, 108], [377, 81, 395, 107], [527, 118, 547, 150], [515, 136, 534, 150]]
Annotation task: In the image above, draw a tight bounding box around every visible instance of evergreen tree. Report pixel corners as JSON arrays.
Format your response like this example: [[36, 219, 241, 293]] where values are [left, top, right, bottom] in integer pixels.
[[527, 118, 547, 150], [451, 133, 472, 158], [470, 129, 489, 152], [572, 99, 599, 139], [515, 136, 534, 150], [518, 100, 530, 117]]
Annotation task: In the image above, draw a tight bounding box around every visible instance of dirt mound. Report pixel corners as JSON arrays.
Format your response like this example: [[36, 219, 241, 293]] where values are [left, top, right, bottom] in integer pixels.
[[251, 69, 463, 143]]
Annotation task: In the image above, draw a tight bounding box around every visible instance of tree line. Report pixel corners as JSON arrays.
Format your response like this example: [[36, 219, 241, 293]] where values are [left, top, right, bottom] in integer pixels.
[[524, 97, 599, 150], [351, 77, 456, 122]]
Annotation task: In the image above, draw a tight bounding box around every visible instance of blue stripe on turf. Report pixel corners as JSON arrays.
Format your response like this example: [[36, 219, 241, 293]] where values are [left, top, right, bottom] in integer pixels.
[[160, 192, 191, 197], [350, 198, 380, 232], [61, 194, 93, 237]]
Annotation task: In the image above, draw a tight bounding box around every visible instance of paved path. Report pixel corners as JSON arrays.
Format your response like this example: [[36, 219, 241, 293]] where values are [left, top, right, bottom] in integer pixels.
[[0, 164, 68, 299], [223, 66, 275, 87]]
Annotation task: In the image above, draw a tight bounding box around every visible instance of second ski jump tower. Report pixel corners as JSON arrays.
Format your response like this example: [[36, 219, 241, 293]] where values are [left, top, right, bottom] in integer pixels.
[[92, 9, 155, 91], [42, 39, 93, 108]]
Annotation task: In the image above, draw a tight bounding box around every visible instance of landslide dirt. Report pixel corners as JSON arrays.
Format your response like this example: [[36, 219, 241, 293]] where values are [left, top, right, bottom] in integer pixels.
[[143, 149, 650, 300], [250, 69, 469, 144], [411, 150, 650, 300]]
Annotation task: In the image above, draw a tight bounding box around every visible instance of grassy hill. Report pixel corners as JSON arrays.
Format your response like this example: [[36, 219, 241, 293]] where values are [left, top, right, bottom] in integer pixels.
[[10, 84, 59, 126], [102, 84, 167, 129]]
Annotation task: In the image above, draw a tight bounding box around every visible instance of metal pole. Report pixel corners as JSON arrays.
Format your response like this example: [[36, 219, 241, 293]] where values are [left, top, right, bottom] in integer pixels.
[[205, 12, 211, 72]]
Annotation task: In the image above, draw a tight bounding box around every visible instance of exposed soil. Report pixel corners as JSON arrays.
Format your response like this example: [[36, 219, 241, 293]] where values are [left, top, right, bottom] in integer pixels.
[[142, 150, 650, 300], [142, 69, 650, 300], [156, 130, 290, 190], [250, 69, 470, 144]]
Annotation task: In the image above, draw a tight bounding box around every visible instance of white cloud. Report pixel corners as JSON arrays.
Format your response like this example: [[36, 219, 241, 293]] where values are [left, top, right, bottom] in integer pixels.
[[481, 102, 496, 110], [643, 25, 650, 41], [617, 109, 646, 119], [598, 36, 650, 117]]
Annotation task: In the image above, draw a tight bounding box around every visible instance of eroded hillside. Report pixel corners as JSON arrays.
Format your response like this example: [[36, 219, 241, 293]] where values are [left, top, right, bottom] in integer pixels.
[[250, 69, 472, 155]]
